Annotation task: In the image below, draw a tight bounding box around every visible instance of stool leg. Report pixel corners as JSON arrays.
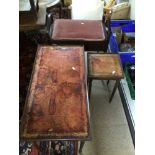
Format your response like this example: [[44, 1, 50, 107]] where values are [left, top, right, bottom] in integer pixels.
[[59, 2, 62, 18], [79, 141, 85, 154], [88, 79, 92, 99], [109, 80, 120, 103]]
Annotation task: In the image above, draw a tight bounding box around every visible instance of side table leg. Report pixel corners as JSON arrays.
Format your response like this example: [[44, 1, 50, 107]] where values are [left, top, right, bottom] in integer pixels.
[[79, 141, 85, 154], [107, 80, 110, 86], [88, 79, 92, 100], [109, 80, 120, 103]]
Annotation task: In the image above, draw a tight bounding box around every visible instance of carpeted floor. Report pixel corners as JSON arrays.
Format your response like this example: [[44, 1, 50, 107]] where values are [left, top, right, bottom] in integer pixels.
[[78, 80, 134, 155], [20, 141, 78, 155]]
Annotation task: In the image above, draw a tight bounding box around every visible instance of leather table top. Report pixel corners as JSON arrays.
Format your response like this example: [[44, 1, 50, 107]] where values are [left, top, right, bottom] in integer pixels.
[[20, 45, 90, 140], [88, 53, 124, 79]]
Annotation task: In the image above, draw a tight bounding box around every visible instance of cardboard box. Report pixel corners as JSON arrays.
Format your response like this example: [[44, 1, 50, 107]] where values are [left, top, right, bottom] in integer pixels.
[[111, 2, 130, 19]]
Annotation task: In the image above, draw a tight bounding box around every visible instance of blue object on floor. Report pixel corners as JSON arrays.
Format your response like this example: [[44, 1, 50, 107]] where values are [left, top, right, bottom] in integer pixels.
[[109, 20, 135, 66]]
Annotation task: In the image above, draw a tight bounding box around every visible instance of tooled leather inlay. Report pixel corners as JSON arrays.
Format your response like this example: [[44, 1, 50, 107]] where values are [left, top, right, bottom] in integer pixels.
[[21, 46, 89, 139]]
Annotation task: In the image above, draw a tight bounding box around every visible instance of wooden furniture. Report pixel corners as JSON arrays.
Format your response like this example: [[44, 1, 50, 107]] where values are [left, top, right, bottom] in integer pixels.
[[87, 53, 124, 102], [19, 0, 39, 21], [46, 0, 63, 18], [51, 19, 107, 51], [19, 0, 60, 32], [102, 12, 112, 52], [20, 7, 47, 31], [20, 45, 90, 153], [19, 0, 47, 31]]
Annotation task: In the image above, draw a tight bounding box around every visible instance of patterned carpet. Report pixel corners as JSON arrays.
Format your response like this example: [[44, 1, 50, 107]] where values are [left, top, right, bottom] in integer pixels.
[[19, 141, 78, 155]]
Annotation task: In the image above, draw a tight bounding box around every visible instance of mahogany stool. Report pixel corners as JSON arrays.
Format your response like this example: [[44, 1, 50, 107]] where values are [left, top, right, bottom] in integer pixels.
[[51, 19, 107, 51]]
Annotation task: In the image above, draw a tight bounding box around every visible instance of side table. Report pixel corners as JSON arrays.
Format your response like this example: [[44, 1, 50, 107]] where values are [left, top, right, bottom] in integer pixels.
[[88, 53, 124, 102]]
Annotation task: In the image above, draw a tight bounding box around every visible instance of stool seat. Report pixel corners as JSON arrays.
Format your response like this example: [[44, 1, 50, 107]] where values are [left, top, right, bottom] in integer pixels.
[[88, 54, 123, 79], [87, 53, 124, 102], [51, 19, 107, 51], [52, 19, 105, 41]]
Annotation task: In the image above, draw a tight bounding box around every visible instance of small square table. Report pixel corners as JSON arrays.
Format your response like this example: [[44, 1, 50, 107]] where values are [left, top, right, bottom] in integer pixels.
[[88, 53, 124, 102]]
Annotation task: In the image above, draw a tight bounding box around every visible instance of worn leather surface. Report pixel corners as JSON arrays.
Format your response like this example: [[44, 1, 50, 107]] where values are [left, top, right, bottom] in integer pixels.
[[52, 19, 105, 41], [20, 46, 89, 140], [89, 54, 124, 79]]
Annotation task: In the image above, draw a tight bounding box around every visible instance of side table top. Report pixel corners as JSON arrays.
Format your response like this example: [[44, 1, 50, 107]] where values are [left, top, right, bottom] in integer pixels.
[[88, 53, 124, 79]]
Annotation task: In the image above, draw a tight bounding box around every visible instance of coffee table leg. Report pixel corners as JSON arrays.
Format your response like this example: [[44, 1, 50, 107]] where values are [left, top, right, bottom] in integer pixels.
[[79, 141, 85, 154], [109, 80, 120, 103]]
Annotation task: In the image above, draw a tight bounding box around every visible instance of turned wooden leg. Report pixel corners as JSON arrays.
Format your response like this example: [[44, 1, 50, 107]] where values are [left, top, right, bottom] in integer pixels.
[[109, 80, 120, 103], [59, 2, 62, 18], [79, 141, 85, 154]]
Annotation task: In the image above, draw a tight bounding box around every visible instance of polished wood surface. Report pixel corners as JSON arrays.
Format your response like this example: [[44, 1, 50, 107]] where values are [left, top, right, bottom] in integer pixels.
[[20, 46, 90, 140], [88, 54, 123, 79]]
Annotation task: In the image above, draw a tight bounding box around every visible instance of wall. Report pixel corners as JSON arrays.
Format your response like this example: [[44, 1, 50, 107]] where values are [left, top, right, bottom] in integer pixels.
[[72, 0, 104, 20], [129, 0, 135, 20], [72, 0, 135, 20]]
